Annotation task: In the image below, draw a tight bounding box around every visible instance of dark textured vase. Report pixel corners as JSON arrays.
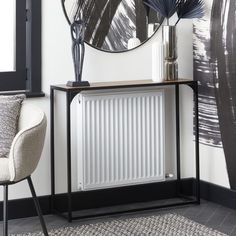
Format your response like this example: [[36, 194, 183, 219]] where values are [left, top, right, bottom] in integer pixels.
[[67, 20, 90, 87], [211, 0, 236, 189]]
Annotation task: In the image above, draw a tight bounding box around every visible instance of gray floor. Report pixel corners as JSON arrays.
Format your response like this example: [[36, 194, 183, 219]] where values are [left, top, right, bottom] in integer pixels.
[[1, 200, 236, 235]]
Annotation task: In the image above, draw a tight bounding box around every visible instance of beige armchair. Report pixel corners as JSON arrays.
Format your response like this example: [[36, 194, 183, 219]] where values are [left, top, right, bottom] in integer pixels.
[[0, 103, 48, 236]]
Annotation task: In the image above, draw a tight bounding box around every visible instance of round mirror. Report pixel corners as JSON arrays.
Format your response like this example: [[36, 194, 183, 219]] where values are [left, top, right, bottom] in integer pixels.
[[62, 0, 163, 53]]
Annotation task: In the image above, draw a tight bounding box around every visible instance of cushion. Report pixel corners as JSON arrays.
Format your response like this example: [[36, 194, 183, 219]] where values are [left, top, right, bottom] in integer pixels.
[[0, 95, 25, 158], [0, 158, 11, 182]]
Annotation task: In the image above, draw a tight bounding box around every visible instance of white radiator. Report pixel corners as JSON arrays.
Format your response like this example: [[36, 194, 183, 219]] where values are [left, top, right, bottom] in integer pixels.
[[77, 89, 165, 191]]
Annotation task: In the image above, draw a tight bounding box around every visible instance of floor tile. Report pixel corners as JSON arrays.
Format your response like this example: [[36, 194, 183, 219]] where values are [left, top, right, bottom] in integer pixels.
[[0, 200, 234, 235]]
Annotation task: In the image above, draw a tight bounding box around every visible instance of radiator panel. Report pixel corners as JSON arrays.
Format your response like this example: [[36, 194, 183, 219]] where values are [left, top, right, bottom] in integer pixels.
[[78, 90, 165, 191]]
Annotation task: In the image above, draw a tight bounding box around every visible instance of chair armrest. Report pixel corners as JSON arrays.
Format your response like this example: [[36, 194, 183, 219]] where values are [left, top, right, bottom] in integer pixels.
[[8, 114, 47, 182]]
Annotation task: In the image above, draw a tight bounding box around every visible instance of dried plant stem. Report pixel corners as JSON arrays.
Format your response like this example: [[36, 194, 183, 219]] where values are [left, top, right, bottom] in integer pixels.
[[175, 18, 181, 25]]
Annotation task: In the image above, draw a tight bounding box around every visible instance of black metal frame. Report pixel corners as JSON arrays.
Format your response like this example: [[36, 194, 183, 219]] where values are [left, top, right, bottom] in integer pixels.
[[50, 79, 200, 222], [1, 176, 48, 236], [0, 0, 43, 97], [0, 0, 26, 91]]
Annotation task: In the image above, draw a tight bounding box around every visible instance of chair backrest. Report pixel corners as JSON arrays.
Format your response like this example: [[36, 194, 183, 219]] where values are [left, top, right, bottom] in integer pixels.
[[18, 103, 45, 132], [8, 103, 47, 182]]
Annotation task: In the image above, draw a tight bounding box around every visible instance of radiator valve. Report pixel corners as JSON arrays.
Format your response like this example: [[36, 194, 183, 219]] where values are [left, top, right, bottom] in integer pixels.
[[165, 173, 174, 179]]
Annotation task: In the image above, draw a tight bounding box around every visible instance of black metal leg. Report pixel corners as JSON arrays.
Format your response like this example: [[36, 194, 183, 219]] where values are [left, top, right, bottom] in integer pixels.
[[50, 87, 55, 213], [66, 92, 72, 222], [27, 177, 48, 236], [187, 82, 200, 204], [194, 84, 200, 204], [3, 185, 8, 236], [175, 85, 181, 196]]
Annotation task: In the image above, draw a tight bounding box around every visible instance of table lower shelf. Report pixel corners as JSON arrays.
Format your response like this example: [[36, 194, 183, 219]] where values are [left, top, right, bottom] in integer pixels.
[[52, 196, 200, 221]]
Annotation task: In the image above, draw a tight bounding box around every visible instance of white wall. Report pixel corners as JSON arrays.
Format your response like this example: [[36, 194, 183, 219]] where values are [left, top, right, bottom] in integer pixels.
[[0, 0, 229, 201]]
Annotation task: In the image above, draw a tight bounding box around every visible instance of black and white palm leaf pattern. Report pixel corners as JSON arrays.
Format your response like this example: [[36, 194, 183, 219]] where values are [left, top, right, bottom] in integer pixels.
[[177, 0, 204, 20], [63, 0, 162, 51], [143, 0, 178, 18]]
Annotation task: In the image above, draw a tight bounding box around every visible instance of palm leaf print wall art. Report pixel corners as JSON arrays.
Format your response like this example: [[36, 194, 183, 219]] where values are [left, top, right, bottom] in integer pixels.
[[193, 0, 236, 189]]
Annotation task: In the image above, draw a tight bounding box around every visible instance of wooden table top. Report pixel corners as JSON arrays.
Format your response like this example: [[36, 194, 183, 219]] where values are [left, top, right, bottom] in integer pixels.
[[51, 79, 195, 92]]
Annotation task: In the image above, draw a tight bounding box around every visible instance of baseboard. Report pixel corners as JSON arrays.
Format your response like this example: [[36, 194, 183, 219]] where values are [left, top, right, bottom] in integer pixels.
[[1, 179, 235, 220], [200, 180, 236, 209], [0, 195, 51, 220]]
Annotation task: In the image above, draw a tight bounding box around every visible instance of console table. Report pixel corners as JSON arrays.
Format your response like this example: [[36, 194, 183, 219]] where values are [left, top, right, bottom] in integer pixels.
[[50, 79, 200, 222]]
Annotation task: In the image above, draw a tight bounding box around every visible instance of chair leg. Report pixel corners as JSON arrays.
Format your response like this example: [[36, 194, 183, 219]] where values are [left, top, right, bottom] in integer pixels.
[[3, 185, 8, 236], [27, 177, 48, 236]]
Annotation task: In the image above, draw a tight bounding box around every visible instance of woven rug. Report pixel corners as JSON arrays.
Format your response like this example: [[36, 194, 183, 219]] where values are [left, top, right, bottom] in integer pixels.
[[13, 214, 227, 236]]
